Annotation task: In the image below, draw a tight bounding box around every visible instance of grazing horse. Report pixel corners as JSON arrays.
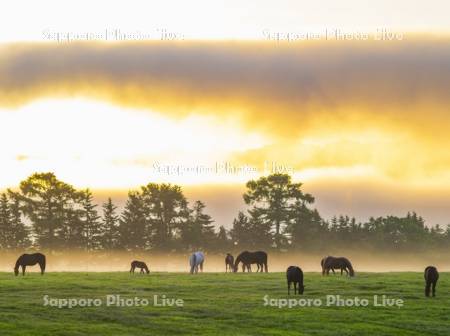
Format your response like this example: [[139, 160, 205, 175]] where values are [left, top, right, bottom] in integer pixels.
[[286, 266, 304, 295], [233, 251, 268, 273], [424, 266, 439, 297], [14, 253, 46, 276], [130, 260, 150, 274], [323, 256, 354, 276], [189, 251, 204, 274], [321, 256, 335, 275], [225, 253, 234, 273]]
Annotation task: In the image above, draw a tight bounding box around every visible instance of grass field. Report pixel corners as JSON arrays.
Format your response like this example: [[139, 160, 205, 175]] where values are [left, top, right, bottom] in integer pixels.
[[0, 272, 448, 335]]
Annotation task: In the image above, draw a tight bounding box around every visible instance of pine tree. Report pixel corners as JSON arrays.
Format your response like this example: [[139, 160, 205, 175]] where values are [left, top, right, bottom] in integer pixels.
[[215, 225, 230, 251], [230, 211, 253, 248], [100, 198, 120, 250], [119, 192, 148, 250], [180, 200, 215, 250], [0, 193, 11, 249], [8, 194, 31, 249], [79, 190, 101, 251]]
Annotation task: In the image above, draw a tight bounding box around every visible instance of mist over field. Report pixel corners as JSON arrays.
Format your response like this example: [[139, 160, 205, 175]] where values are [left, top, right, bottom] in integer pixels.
[[2, 251, 450, 273]]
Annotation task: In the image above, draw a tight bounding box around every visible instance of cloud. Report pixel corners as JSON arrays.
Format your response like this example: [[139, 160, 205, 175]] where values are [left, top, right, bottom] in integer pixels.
[[0, 38, 449, 181]]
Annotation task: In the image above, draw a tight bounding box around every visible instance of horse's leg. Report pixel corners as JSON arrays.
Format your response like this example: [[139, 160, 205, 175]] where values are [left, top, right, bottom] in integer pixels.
[[294, 282, 297, 295], [288, 281, 291, 295], [265, 262, 268, 273], [22, 265, 26, 276], [432, 281, 436, 297], [200, 261, 204, 272], [425, 283, 430, 297]]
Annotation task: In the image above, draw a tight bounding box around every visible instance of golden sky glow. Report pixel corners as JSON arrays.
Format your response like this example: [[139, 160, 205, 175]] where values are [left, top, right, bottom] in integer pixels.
[[1, 1, 449, 225]]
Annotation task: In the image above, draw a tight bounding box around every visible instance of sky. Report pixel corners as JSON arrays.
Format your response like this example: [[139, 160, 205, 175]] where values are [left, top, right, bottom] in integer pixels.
[[0, 0, 449, 227]]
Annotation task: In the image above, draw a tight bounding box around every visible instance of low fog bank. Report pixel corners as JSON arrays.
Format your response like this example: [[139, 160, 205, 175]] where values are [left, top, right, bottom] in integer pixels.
[[1, 251, 449, 273]]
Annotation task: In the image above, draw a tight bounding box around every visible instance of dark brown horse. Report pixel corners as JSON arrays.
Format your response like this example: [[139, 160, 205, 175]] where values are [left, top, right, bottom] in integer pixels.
[[286, 266, 304, 295], [14, 253, 46, 276], [130, 260, 150, 274], [225, 253, 234, 273], [323, 256, 354, 276], [233, 251, 268, 273], [424, 266, 439, 297]]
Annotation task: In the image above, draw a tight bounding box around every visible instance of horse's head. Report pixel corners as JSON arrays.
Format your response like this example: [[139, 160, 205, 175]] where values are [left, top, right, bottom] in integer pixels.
[[14, 267, 19, 276], [299, 285, 305, 295]]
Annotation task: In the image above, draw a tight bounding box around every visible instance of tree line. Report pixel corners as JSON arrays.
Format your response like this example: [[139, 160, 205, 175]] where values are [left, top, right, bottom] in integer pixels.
[[0, 172, 448, 252]]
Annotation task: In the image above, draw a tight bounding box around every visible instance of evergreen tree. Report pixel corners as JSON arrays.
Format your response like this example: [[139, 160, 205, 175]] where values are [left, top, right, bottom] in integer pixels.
[[79, 190, 101, 251], [8, 194, 31, 249], [100, 198, 120, 250], [215, 225, 230, 251], [230, 212, 253, 248], [119, 192, 148, 250], [140, 183, 189, 250], [0, 193, 11, 249], [11, 172, 81, 250], [180, 200, 215, 250], [243, 173, 314, 248]]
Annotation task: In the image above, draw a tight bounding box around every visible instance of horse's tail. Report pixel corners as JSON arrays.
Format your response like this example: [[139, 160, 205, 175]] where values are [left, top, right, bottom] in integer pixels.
[[321, 257, 327, 274], [263, 253, 268, 273]]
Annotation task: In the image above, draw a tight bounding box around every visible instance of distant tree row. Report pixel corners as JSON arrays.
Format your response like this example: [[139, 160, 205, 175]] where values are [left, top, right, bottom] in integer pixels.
[[0, 172, 448, 252]]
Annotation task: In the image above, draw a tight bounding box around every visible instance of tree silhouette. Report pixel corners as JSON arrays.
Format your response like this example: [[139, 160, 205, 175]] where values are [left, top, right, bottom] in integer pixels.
[[180, 200, 215, 250], [140, 183, 189, 250], [119, 191, 148, 250], [0, 172, 448, 253], [0, 193, 12, 249], [79, 189, 101, 251], [243, 173, 314, 248], [7, 193, 31, 249], [11, 173, 81, 250], [100, 198, 120, 250]]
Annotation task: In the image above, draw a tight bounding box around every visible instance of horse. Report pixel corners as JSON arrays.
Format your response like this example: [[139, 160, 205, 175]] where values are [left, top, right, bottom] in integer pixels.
[[286, 266, 304, 295], [189, 251, 204, 274], [225, 253, 234, 273], [321, 256, 335, 275], [130, 260, 150, 274], [233, 251, 268, 273], [323, 256, 354, 276], [424, 266, 439, 297], [14, 253, 46, 276]]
